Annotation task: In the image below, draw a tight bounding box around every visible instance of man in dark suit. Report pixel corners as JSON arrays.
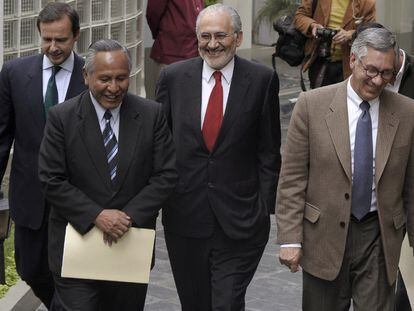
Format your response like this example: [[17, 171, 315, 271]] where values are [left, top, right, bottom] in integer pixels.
[[156, 4, 280, 310], [0, 3, 85, 307], [38, 39, 177, 310]]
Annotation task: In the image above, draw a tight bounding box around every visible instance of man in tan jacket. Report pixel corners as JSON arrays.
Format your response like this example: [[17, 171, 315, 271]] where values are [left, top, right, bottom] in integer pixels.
[[276, 27, 414, 310]]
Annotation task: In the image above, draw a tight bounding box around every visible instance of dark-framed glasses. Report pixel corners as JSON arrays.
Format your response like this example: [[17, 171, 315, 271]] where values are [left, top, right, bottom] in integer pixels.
[[358, 58, 395, 82], [198, 32, 235, 43]]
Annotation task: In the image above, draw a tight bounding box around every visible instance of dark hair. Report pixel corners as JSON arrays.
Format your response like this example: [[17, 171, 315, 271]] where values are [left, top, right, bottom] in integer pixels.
[[84, 39, 132, 74], [37, 2, 80, 36], [351, 22, 385, 42]]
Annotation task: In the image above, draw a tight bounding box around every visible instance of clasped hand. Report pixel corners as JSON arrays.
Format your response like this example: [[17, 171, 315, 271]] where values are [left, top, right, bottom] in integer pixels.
[[279, 247, 302, 273], [94, 209, 132, 246]]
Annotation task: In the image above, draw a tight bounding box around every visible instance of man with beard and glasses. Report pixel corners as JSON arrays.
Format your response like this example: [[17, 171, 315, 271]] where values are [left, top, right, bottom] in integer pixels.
[[156, 4, 281, 310], [0, 3, 86, 308]]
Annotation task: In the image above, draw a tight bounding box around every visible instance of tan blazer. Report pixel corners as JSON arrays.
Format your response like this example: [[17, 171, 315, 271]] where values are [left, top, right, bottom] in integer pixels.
[[276, 80, 414, 284]]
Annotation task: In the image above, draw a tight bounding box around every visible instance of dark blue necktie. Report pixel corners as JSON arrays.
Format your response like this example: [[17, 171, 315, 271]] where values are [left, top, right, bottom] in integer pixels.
[[351, 101, 373, 220], [103, 110, 118, 185]]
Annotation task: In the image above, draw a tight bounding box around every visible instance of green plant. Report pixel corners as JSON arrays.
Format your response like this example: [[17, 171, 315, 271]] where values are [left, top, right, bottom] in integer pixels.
[[205, 0, 219, 7], [253, 0, 298, 36], [0, 225, 18, 299]]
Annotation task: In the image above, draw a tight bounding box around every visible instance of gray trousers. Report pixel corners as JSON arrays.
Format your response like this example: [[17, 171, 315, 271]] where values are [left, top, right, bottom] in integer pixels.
[[302, 213, 395, 311]]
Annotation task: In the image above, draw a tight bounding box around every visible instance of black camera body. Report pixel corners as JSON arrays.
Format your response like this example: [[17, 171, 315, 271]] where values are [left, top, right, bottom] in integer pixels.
[[316, 28, 338, 59]]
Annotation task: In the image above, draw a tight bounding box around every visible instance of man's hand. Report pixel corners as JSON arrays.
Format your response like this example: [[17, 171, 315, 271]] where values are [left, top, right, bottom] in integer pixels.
[[279, 247, 302, 273], [311, 23, 324, 38], [94, 209, 131, 242], [332, 28, 354, 45]]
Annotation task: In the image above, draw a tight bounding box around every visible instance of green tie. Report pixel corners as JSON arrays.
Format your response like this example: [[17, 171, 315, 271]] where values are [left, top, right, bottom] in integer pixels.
[[44, 66, 61, 113]]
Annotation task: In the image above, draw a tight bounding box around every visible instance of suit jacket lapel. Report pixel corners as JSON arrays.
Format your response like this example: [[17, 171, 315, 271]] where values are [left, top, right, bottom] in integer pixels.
[[375, 91, 399, 183], [113, 94, 141, 192], [213, 56, 250, 152], [77, 92, 113, 191], [27, 55, 46, 130], [185, 58, 205, 150], [325, 81, 352, 181], [66, 53, 86, 100]]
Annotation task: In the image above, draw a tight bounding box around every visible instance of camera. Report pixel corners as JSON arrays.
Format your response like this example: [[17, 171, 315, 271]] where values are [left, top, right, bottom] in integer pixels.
[[316, 28, 338, 59]]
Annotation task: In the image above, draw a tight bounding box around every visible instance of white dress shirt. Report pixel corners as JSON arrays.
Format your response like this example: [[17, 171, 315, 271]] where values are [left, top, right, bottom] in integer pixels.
[[281, 79, 379, 248], [42, 51, 75, 104], [201, 58, 234, 127], [385, 49, 406, 93], [90, 92, 121, 140]]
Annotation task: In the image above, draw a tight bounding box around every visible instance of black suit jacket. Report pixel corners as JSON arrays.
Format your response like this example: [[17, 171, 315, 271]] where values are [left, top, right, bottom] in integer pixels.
[[156, 56, 281, 240], [0, 53, 86, 229], [38, 91, 177, 275], [399, 52, 414, 99]]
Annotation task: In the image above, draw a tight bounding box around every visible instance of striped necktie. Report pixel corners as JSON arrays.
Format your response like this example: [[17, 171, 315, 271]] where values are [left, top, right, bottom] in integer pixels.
[[103, 110, 118, 185], [44, 66, 61, 113]]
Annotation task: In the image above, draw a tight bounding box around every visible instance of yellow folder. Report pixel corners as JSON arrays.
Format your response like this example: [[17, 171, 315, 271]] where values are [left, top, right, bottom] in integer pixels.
[[61, 223, 155, 284]]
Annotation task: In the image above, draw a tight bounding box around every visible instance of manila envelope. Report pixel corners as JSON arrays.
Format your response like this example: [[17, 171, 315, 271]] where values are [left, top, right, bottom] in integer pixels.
[[61, 223, 155, 284]]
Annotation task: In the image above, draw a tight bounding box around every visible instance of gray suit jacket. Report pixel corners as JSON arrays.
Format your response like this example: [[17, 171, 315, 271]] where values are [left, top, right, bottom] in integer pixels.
[[276, 80, 414, 284]]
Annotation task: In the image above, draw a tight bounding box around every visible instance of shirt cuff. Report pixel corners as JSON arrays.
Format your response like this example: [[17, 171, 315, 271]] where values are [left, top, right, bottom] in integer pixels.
[[280, 243, 302, 248]]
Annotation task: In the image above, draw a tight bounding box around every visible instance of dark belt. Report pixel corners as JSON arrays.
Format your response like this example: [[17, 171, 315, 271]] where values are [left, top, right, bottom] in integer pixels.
[[351, 211, 378, 223]]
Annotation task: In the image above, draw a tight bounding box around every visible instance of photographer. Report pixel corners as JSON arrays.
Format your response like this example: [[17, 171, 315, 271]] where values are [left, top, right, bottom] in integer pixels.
[[294, 0, 376, 88]]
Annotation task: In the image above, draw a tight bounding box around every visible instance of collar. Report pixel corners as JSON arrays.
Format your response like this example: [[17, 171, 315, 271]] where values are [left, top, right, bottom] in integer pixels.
[[42, 51, 75, 72], [89, 92, 122, 122], [202, 57, 235, 85], [347, 77, 380, 109]]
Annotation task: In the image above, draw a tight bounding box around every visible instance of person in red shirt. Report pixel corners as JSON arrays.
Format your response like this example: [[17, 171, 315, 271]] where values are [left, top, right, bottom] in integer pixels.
[[145, 0, 204, 99]]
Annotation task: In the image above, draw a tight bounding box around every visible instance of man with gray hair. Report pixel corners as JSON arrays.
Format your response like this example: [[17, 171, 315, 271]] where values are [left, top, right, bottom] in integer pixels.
[[156, 3, 280, 310], [276, 27, 414, 310], [38, 39, 177, 310]]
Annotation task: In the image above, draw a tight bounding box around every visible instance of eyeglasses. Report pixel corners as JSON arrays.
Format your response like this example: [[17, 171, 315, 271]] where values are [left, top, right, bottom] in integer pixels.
[[198, 32, 235, 43], [358, 58, 395, 82]]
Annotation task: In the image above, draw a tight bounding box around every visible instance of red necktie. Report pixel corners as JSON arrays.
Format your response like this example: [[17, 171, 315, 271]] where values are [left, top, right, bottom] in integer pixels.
[[202, 71, 223, 152]]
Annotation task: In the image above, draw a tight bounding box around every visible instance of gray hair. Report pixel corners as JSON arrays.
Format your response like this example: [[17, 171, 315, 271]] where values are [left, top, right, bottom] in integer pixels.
[[195, 4, 242, 35], [84, 39, 132, 74], [351, 27, 398, 61]]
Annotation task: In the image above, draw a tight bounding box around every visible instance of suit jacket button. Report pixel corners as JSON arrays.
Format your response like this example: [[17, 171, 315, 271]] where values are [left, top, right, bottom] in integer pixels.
[[340, 221, 346, 228], [208, 182, 214, 189], [344, 193, 350, 200]]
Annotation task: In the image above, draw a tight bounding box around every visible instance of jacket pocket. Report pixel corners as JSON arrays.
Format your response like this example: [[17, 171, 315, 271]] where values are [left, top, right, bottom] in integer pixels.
[[304, 202, 320, 223]]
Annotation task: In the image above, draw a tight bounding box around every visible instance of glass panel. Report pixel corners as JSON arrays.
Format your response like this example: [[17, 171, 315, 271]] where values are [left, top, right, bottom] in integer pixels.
[[77, 29, 91, 55], [92, 0, 108, 22], [77, 0, 90, 25], [125, 0, 135, 15], [20, 18, 37, 47], [136, 42, 142, 70], [4, 0, 16, 16], [4, 21, 17, 50], [125, 18, 137, 44], [129, 46, 137, 70], [111, 22, 125, 43], [129, 74, 136, 95], [91, 26, 108, 44], [111, 0, 123, 18], [20, 49, 39, 57], [4, 53, 18, 63], [21, 0, 35, 13]]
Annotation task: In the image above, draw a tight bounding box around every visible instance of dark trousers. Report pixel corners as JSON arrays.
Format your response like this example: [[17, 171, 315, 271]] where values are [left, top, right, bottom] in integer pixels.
[[14, 221, 56, 309], [52, 274, 148, 311], [303, 213, 395, 311], [395, 270, 412, 311], [309, 58, 343, 89], [165, 220, 269, 311]]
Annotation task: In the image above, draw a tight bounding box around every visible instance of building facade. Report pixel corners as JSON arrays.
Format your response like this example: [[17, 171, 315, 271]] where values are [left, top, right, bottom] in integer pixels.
[[1, 0, 144, 94]]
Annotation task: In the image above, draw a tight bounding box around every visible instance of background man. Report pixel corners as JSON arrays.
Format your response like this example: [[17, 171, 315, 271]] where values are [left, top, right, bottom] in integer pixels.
[[38, 39, 177, 310], [276, 27, 414, 310], [295, 0, 376, 88], [0, 3, 85, 307], [156, 4, 281, 310], [145, 0, 204, 99]]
